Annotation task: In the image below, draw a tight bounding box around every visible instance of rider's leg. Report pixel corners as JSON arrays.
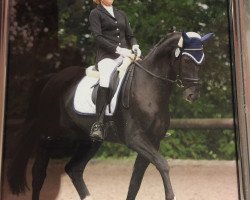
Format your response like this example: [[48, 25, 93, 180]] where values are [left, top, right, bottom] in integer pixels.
[[90, 58, 117, 141], [90, 87, 109, 141]]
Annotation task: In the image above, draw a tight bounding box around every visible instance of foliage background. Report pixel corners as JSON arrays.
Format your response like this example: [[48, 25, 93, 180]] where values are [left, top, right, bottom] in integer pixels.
[[6, 0, 236, 159]]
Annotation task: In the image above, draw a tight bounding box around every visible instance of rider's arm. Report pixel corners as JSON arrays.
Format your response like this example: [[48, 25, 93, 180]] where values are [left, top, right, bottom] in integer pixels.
[[121, 11, 138, 48], [89, 10, 117, 53]]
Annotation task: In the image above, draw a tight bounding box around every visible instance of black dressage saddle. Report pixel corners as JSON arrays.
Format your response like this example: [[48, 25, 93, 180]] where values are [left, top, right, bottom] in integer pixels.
[[91, 61, 135, 113]]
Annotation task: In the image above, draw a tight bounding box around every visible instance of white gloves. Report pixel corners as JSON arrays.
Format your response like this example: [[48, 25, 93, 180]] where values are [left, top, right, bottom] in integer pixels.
[[116, 45, 142, 58], [132, 45, 141, 58], [116, 46, 133, 58]]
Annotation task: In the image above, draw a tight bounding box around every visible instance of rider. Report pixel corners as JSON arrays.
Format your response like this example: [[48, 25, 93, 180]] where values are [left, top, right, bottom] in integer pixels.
[[89, 0, 141, 141]]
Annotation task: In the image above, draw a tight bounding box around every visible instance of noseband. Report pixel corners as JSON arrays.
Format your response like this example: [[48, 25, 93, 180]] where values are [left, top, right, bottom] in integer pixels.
[[132, 48, 201, 88]]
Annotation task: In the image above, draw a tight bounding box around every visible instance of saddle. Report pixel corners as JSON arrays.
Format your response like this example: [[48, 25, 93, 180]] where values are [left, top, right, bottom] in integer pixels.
[[91, 67, 119, 106], [86, 57, 136, 110]]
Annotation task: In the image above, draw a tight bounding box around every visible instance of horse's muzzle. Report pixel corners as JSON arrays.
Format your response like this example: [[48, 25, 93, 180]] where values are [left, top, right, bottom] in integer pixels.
[[183, 86, 200, 102]]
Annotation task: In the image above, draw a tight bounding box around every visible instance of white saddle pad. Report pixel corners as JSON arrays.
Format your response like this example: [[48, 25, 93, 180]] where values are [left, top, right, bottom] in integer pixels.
[[73, 57, 134, 116]]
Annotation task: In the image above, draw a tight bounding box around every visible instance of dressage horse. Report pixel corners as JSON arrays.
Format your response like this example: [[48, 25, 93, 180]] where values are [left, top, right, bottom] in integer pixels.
[[7, 31, 212, 200]]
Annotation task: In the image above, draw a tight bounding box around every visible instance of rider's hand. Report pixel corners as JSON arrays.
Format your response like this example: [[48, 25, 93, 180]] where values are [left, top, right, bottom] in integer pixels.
[[116, 46, 133, 58], [132, 45, 142, 58]]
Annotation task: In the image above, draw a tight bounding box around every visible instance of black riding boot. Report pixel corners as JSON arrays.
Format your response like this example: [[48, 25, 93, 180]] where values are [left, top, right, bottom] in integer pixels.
[[90, 87, 109, 142]]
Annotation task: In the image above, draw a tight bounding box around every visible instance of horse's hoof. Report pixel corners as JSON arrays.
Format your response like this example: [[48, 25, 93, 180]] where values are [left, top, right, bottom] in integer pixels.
[[167, 196, 176, 200], [84, 195, 93, 200]]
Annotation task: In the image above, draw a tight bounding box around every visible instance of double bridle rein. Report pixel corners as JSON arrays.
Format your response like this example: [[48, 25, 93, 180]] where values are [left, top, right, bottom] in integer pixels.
[[133, 60, 177, 83], [132, 48, 200, 88]]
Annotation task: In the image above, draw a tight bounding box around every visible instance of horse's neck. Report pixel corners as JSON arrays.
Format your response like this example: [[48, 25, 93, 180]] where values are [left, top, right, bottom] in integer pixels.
[[141, 34, 179, 81], [132, 57, 174, 113], [137, 39, 177, 87], [131, 34, 180, 112]]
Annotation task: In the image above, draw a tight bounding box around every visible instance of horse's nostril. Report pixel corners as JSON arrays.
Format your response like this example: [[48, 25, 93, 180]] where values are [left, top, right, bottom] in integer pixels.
[[188, 94, 193, 100], [185, 94, 196, 102]]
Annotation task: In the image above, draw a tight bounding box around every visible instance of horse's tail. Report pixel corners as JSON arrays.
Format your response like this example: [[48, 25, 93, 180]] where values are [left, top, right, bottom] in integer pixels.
[[7, 66, 85, 194], [7, 120, 38, 194], [7, 74, 54, 195]]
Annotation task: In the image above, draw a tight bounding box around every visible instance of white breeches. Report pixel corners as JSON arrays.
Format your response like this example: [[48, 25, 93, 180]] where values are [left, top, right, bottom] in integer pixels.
[[98, 56, 123, 88]]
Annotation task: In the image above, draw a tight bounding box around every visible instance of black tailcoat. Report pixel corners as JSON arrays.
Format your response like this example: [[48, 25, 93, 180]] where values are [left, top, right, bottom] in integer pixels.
[[89, 5, 137, 63]]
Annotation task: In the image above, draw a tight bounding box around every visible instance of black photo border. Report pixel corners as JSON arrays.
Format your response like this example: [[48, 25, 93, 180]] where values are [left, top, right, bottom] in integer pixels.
[[0, 0, 249, 199], [0, 0, 9, 198], [229, 0, 250, 199]]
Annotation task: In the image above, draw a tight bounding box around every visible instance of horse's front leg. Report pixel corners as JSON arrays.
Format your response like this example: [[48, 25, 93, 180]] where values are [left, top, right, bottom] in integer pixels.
[[126, 155, 150, 200], [125, 129, 176, 200]]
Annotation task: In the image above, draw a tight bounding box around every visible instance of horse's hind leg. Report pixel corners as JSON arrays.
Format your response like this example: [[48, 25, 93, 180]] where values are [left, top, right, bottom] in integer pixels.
[[126, 155, 150, 200], [65, 141, 101, 200], [32, 141, 50, 200]]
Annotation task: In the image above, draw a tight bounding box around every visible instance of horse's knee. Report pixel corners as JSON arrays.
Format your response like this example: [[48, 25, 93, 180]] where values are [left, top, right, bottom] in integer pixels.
[[156, 158, 170, 174], [65, 164, 83, 179], [162, 165, 170, 174], [65, 164, 74, 178]]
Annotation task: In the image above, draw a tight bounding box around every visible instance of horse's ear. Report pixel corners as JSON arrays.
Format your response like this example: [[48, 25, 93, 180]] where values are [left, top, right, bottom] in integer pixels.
[[182, 32, 191, 43], [201, 33, 214, 42]]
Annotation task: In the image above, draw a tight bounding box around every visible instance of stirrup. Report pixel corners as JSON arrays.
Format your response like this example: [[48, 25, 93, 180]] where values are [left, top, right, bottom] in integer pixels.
[[90, 122, 105, 142]]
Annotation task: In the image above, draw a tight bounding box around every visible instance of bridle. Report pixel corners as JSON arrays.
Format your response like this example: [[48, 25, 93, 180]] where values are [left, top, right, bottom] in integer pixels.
[[174, 47, 201, 87], [132, 47, 201, 88]]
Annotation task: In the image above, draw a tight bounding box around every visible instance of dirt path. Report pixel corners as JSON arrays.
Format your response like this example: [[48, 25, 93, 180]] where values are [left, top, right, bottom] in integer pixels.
[[2, 159, 238, 200]]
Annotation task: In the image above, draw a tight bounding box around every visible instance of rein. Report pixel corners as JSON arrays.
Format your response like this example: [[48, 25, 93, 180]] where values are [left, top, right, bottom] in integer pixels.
[[133, 60, 177, 83], [132, 53, 188, 88], [131, 34, 184, 86]]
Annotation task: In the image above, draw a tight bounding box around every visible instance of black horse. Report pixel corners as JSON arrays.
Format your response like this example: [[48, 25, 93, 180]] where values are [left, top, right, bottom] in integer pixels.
[[7, 31, 212, 200]]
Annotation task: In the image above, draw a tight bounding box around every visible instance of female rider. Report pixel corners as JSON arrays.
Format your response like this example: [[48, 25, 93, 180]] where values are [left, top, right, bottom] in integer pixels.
[[89, 0, 141, 141]]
